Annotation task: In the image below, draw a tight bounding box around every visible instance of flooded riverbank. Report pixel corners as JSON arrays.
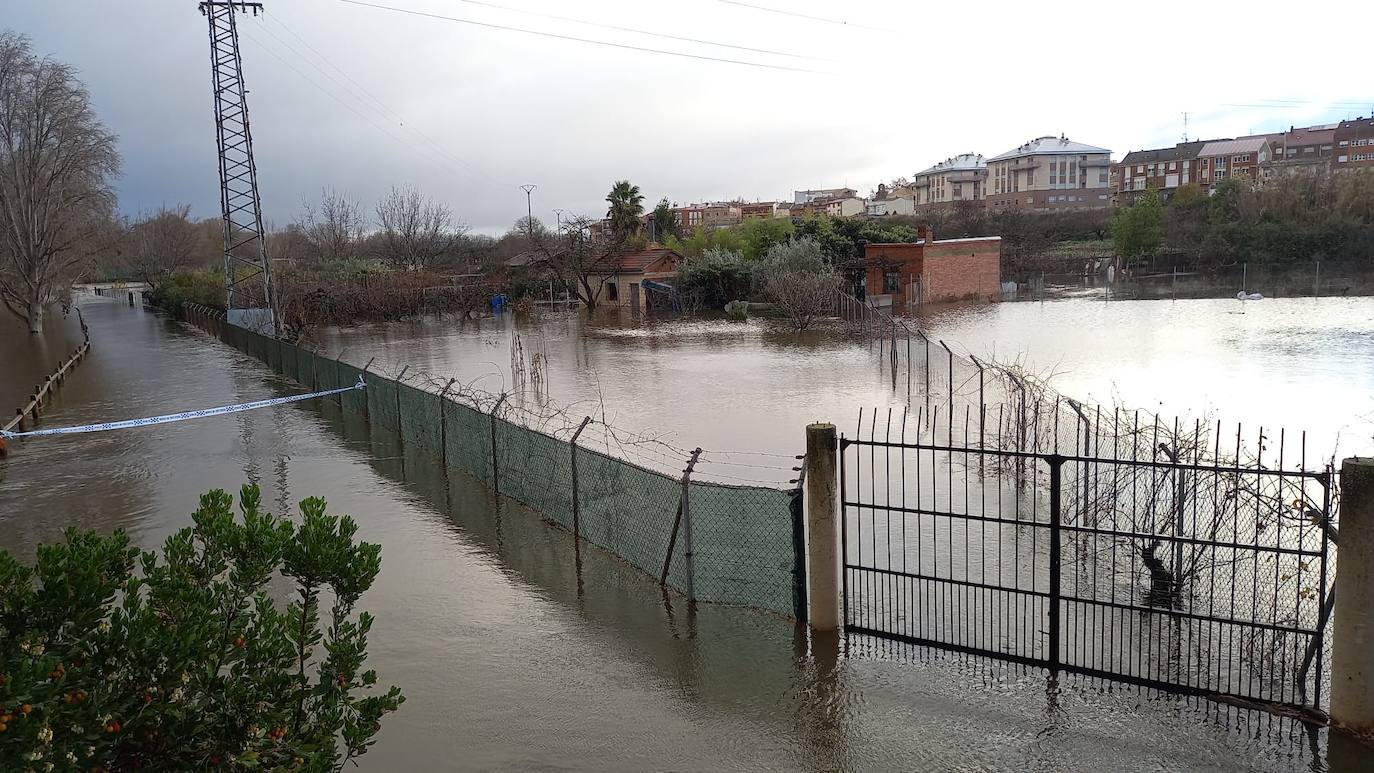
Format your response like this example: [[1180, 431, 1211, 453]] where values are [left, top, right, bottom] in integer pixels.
[[316, 295, 1374, 471], [0, 297, 1348, 770]]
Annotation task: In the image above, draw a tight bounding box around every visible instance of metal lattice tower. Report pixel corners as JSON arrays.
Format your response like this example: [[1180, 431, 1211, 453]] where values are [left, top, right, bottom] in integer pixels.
[[199, 1, 274, 330]]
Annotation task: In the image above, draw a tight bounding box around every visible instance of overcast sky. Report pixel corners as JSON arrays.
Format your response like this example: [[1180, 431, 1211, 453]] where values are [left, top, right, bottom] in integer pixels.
[[8, 0, 1373, 235]]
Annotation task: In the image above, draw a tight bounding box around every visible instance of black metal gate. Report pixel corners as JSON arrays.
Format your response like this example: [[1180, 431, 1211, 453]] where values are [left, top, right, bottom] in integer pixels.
[[840, 411, 1335, 710]]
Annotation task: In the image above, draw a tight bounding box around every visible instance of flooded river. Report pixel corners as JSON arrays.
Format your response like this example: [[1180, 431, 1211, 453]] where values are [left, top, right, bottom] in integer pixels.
[[1, 296, 1366, 770]]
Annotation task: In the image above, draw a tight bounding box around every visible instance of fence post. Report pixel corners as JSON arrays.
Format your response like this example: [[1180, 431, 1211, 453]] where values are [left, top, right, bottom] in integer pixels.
[[1047, 455, 1064, 673], [394, 365, 408, 435], [489, 394, 508, 494], [438, 378, 456, 468], [1331, 457, 1374, 734], [805, 423, 841, 632], [680, 448, 703, 601], [359, 357, 375, 419], [569, 416, 592, 541]]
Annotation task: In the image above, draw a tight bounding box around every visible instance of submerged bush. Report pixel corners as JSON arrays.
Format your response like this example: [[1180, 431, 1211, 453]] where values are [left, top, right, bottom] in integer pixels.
[[145, 269, 225, 316], [0, 485, 402, 771], [676, 248, 756, 310]]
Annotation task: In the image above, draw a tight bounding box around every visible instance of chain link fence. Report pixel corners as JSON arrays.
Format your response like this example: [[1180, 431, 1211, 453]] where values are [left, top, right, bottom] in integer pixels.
[[179, 304, 805, 620]]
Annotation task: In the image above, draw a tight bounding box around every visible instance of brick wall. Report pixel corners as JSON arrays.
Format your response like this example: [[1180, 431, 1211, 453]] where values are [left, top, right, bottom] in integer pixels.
[[921, 239, 1002, 303]]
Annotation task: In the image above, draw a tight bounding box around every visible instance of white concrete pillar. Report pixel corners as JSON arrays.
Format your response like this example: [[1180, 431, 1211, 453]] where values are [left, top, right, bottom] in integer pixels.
[[1332, 457, 1374, 735], [805, 423, 842, 632]]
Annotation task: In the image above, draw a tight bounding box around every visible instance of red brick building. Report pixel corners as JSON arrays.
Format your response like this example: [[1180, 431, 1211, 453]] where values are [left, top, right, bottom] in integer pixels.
[[1196, 138, 1275, 184], [863, 227, 1002, 307], [1334, 117, 1374, 169]]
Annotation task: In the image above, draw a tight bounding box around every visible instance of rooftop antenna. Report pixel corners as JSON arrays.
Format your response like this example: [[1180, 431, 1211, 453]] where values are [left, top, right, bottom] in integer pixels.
[[1182, 111, 1189, 142], [198, 1, 275, 335]]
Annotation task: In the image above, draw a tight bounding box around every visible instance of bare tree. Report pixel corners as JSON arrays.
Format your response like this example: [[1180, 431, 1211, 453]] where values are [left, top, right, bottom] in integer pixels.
[[125, 204, 203, 287], [535, 216, 627, 309], [757, 237, 841, 330], [374, 186, 464, 271], [0, 31, 120, 333], [297, 188, 363, 263]]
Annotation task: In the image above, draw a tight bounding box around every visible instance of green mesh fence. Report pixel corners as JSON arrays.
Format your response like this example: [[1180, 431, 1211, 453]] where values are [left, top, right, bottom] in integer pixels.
[[398, 383, 443, 455], [193, 320, 802, 618], [281, 343, 298, 383], [574, 445, 690, 589], [492, 416, 575, 530], [689, 483, 800, 614], [365, 373, 399, 431], [443, 401, 494, 486], [336, 362, 366, 416]]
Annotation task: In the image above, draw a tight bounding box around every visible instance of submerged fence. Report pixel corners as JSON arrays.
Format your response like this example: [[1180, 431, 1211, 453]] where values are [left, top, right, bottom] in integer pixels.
[[179, 304, 805, 619], [841, 405, 1337, 712]]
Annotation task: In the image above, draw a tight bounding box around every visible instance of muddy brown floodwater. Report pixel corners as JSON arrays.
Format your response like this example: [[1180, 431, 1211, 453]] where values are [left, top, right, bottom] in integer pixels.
[[2, 296, 1365, 770]]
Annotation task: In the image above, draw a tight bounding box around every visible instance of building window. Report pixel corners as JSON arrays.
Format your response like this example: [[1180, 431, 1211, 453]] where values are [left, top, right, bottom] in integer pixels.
[[1099, 171, 1108, 184], [1214, 170, 1226, 181], [1167, 162, 1177, 171], [605, 281, 618, 301], [1232, 154, 1250, 163], [1338, 154, 1349, 163], [1340, 140, 1349, 147]]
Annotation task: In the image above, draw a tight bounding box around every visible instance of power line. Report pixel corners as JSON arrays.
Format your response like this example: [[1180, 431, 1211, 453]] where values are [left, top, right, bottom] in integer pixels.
[[239, 28, 483, 184], [261, 14, 500, 185], [336, 0, 831, 74], [446, 0, 836, 62], [716, 0, 893, 33]]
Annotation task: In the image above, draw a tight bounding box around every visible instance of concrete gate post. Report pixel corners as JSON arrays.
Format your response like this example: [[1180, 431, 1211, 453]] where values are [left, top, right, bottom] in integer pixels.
[[1332, 457, 1374, 735], [805, 423, 841, 632]]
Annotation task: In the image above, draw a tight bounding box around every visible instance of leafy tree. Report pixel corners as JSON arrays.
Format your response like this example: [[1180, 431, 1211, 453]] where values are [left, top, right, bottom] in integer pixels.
[[605, 181, 644, 239], [0, 485, 403, 771], [650, 198, 678, 242], [1111, 188, 1163, 262], [0, 31, 120, 334], [734, 217, 794, 261]]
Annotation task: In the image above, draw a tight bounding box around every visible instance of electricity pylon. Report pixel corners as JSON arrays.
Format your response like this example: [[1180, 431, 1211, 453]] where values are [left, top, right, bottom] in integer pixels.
[[199, 1, 275, 333]]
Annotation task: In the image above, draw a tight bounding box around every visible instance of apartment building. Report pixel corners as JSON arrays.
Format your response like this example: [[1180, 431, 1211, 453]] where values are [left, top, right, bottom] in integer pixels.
[[1270, 124, 1336, 174], [703, 203, 742, 228], [1196, 138, 1275, 184], [1334, 117, 1374, 169], [983, 136, 1112, 210], [910, 153, 987, 213], [672, 205, 705, 233], [794, 187, 857, 205], [1114, 141, 1206, 202], [739, 202, 780, 219]]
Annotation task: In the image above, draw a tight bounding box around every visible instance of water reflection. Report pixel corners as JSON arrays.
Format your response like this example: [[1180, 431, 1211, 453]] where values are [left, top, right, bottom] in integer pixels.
[[0, 298, 1348, 770]]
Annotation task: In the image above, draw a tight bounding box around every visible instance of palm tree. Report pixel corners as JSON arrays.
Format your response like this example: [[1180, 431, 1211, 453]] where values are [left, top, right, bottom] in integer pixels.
[[605, 180, 645, 238]]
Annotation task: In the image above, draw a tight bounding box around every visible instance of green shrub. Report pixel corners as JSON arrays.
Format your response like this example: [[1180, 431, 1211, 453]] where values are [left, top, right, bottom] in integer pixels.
[[676, 248, 755, 310], [145, 269, 225, 316], [0, 485, 403, 772]]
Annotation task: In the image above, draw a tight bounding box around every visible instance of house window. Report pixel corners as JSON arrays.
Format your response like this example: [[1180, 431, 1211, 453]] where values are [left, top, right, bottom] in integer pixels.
[[1340, 140, 1349, 147], [953, 183, 963, 198], [883, 270, 901, 294], [1099, 171, 1109, 184], [1214, 170, 1226, 180], [605, 281, 618, 301], [1338, 154, 1349, 162], [1167, 162, 1177, 171], [1232, 154, 1250, 163]]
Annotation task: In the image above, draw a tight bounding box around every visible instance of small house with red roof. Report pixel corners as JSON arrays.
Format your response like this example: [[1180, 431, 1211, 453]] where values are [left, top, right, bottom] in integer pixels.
[[603, 245, 682, 311]]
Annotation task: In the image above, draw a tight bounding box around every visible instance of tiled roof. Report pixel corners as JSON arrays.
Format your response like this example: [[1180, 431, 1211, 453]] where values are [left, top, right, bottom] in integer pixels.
[[616, 246, 682, 273], [1197, 138, 1270, 157], [1120, 141, 1209, 165], [915, 153, 986, 176], [988, 136, 1111, 161]]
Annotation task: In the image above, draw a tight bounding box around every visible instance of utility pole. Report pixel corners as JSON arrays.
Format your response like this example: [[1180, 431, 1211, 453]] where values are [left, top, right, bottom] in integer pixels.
[[520, 184, 537, 242], [552, 208, 564, 231], [199, 1, 275, 335]]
